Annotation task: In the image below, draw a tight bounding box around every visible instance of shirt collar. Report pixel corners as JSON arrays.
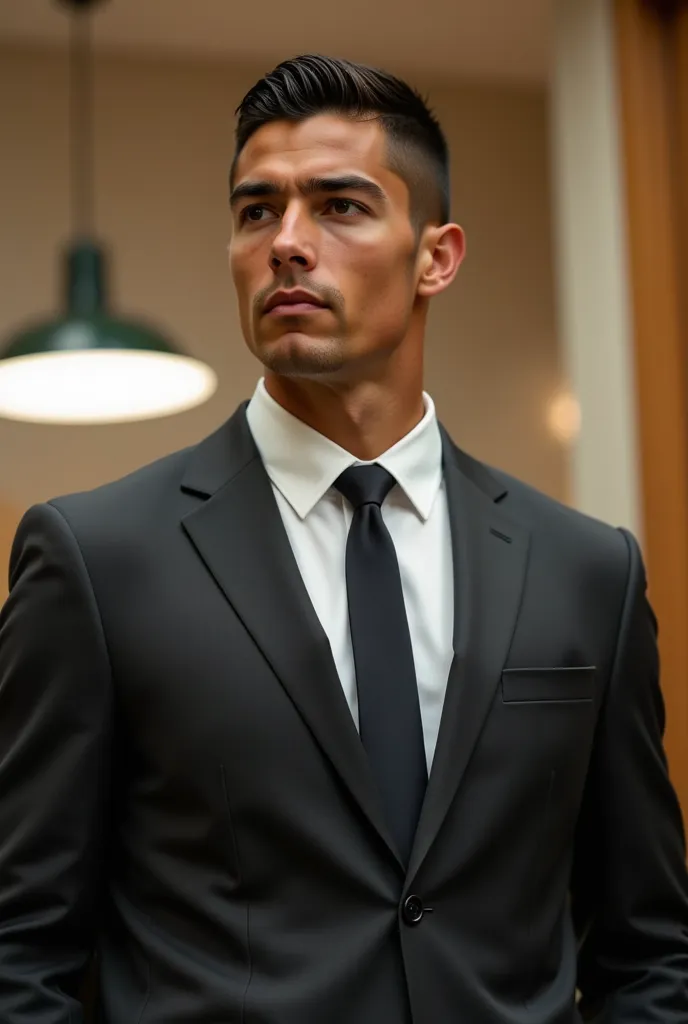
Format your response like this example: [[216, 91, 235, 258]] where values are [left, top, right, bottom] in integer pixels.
[[246, 378, 443, 521]]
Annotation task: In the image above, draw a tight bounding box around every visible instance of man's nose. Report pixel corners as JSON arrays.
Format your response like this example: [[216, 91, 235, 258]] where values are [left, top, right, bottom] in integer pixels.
[[269, 208, 317, 272]]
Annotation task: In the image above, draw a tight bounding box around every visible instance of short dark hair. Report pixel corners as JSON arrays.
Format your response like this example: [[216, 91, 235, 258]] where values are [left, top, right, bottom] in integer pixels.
[[231, 54, 451, 228]]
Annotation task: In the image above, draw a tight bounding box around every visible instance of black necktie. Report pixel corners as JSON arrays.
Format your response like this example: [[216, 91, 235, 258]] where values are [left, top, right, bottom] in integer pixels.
[[335, 464, 427, 864]]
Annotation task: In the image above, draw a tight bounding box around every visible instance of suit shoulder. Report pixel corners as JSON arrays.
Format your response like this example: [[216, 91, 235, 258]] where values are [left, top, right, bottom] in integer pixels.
[[487, 464, 633, 571], [36, 405, 252, 556], [52, 442, 196, 504], [444, 431, 627, 554], [45, 441, 198, 540]]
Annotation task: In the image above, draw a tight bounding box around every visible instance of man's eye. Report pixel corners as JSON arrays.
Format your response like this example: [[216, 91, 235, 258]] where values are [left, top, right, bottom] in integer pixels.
[[329, 199, 362, 216], [241, 205, 271, 223]]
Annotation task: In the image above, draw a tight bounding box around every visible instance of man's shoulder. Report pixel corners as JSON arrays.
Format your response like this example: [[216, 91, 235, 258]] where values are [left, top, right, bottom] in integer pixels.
[[28, 403, 256, 559], [7, 439, 208, 580], [49, 442, 197, 523], [448, 438, 633, 568], [43, 403, 250, 534], [493, 462, 614, 529], [481, 459, 633, 571]]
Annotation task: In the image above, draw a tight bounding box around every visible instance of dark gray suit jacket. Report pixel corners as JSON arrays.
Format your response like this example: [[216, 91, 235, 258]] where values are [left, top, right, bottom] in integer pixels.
[[1, 403, 687, 1023]]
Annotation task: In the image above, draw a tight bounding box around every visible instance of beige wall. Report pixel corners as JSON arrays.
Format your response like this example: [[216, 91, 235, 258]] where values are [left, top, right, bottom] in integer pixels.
[[551, 0, 641, 536], [0, 47, 566, 589]]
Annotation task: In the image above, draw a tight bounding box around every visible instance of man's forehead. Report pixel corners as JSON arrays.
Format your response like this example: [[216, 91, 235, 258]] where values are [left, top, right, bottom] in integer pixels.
[[234, 114, 389, 181]]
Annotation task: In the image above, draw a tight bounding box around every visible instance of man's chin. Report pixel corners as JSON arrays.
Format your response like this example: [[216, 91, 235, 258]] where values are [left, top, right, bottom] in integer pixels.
[[255, 333, 346, 378]]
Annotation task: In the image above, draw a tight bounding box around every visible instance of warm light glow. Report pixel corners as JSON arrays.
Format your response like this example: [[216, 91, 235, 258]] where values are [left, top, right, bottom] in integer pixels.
[[0, 350, 218, 424], [547, 390, 581, 444]]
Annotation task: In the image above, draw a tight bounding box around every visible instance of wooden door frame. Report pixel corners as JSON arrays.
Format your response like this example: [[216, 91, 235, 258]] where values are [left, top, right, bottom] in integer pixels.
[[613, 0, 688, 817]]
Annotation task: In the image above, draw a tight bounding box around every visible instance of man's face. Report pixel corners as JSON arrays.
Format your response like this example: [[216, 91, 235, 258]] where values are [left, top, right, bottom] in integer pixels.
[[229, 114, 427, 382]]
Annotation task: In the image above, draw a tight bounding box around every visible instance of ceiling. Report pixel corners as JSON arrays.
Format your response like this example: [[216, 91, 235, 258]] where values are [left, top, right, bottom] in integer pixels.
[[0, 0, 551, 84]]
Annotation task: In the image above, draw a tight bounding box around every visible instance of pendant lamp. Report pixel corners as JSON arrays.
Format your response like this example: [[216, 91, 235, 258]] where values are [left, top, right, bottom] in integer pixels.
[[0, 0, 217, 424]]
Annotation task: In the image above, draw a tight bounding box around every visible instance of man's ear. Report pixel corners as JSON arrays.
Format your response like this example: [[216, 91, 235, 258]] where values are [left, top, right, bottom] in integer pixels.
[[416, 223, 466, 298]]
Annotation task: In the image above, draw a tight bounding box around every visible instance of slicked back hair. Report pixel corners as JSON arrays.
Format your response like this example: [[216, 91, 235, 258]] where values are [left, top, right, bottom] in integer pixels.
[[231, 54, 451, 230]]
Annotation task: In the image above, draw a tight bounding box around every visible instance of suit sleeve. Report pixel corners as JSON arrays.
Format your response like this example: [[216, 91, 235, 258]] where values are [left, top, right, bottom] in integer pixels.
[[572, 528, 688, 1021], [0, 503, 112, 1023]]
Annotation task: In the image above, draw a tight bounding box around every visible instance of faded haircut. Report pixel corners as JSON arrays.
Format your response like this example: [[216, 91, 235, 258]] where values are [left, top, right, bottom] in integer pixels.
[[231, 54, 451, 230]]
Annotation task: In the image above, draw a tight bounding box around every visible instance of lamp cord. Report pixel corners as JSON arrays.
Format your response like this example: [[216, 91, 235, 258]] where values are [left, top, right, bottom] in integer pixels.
[[70, 7, 94, 238]]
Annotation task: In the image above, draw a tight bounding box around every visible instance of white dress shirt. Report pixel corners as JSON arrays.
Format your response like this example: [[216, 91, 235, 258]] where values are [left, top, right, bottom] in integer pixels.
[[246, 378, 454, 772]]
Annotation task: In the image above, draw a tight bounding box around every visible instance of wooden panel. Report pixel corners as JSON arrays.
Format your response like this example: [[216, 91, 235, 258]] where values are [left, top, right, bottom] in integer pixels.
[[0, 501, 22, 604], [675, 5, 688, 350], [614, 0, 688, 817]]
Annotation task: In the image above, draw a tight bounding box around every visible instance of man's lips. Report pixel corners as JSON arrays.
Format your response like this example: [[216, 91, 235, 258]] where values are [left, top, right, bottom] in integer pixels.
[[263, 290, 329, 316], [266, 301, 327, 316]]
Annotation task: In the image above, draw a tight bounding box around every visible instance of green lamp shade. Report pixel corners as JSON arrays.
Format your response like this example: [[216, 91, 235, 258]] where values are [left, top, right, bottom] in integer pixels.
[[0, 244, 217, 424]]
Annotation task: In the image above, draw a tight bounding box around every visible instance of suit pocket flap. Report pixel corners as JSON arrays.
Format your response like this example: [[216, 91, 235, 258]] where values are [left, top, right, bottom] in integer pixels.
[[501, 666, 596, 703]]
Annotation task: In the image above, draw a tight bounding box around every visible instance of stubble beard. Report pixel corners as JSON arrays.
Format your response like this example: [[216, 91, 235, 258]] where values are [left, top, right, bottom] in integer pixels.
[[255, 314, 348, 378]]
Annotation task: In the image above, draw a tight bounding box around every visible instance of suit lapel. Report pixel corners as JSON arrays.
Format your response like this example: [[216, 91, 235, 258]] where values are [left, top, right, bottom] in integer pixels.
[[180, 406, 403, 869], [407, 432, 530, 880]]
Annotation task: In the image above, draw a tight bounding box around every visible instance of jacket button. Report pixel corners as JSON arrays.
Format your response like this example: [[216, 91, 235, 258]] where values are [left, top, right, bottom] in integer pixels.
[[402, 894, 424, 925]]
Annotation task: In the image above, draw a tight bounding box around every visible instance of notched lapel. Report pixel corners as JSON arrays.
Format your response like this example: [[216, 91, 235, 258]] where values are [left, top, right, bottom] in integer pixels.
[[180, 409, 402, 868], [408, 437, 530, 880]]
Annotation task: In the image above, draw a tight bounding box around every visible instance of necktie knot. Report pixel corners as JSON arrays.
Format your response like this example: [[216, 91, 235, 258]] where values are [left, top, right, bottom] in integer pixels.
[[335, 464, 396, 510]]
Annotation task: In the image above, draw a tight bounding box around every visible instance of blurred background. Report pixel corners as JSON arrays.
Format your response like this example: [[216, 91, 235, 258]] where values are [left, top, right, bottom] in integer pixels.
[[0, 0, 687, 811]]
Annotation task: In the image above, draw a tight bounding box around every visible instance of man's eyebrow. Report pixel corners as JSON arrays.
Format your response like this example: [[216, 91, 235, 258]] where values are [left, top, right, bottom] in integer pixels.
[[229, 180, 281, 207], [302, 176, 388, 204], [229, 175, 388, 208]]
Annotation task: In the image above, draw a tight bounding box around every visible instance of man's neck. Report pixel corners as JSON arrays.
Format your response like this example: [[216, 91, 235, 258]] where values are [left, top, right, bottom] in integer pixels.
[[264, 374, 426, 461]]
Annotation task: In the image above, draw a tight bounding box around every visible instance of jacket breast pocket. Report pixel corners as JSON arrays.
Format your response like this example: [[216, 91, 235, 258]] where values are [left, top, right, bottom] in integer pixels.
[[501, 666, 596, 704]]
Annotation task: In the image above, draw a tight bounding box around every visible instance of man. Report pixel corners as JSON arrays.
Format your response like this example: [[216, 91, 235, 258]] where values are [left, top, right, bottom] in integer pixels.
[[0, 53, 687, 1024]]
